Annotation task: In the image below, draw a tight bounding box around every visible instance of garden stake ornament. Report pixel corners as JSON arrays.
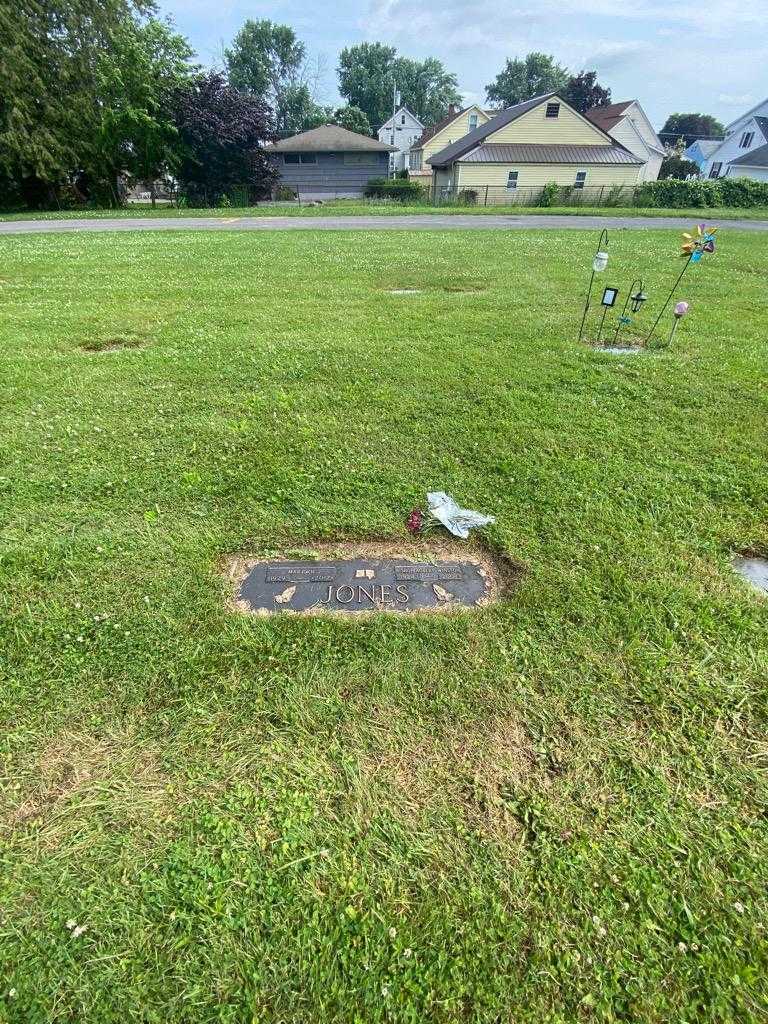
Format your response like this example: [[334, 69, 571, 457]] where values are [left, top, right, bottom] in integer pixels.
[[579, 229, 609, 342], [596, 285, 619, 344], [645, 224, 717, 344], [668, 301, 689, 346], [611, 279, 647, 345]]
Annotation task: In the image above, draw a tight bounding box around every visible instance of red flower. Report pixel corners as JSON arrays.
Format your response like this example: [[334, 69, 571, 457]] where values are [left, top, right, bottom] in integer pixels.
[[406, 508, 423, 534]]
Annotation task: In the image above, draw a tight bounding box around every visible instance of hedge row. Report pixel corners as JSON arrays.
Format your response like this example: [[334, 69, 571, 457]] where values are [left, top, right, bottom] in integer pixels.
[[364, 178, 425, 202], [634, 176, 768, 208]]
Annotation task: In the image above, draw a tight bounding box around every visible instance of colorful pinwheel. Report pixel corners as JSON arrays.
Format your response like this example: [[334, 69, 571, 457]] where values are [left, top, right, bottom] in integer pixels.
[[681, 224, 717, 263]]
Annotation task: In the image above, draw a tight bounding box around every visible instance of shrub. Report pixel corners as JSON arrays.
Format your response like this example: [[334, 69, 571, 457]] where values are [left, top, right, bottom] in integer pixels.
[[217, 193, 232, 208], [457, 189, 478, 206], [274, 185, 297, 201], [718, 176, 768, 207], [634, 178, 722, 208], [538, 181, 559, 207], [364, 178, 425, 203]]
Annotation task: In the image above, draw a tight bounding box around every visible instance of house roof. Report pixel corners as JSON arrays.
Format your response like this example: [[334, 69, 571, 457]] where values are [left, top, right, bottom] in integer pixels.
[[729, 142, 768, 167], [267, 124, 396, 153], [725, 97, 768, 132], [584, 101, 633, 133], [428, 93, 618, 167], [458, 143, 642, 165], [380, 106, 424, 131], [755, 116, 768, 142], [411, 105, 486, 150], [685, 139, 721, 159]]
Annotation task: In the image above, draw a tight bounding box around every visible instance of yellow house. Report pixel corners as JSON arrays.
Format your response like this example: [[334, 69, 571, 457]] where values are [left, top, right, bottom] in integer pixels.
[[408, 104, 492, 185], [427, 93, 644, 204]]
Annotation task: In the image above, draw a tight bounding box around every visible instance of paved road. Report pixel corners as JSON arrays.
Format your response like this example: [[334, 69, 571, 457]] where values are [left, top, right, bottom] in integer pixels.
[[1, 214, 766, 235]]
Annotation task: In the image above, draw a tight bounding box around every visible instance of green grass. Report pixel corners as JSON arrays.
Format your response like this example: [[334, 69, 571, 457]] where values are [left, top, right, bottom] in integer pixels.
[[1, 227, 767, 1023], [2, 200, 768, 221]]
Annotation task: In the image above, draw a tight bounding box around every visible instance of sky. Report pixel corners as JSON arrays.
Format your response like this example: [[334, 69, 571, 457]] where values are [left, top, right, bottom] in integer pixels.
[[162, 0, 768, 131]]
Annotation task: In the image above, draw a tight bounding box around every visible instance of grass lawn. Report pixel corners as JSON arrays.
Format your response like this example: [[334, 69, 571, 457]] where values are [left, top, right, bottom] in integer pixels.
[[1, 227, 767, 1022], [2, 200, 768, 221]]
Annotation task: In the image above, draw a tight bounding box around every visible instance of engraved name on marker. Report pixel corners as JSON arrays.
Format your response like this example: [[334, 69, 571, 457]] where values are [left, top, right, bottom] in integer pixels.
[[394, 564, 465, 582]]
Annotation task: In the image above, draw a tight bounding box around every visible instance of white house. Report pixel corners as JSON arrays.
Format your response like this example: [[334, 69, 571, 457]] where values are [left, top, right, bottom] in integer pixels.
[[585, 101, 664, 181], [377, 107, 425, 174], [701, 98, 768, 182]]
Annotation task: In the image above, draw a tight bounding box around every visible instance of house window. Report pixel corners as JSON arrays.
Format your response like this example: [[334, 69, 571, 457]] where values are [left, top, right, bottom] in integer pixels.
[[574, 171, 587, 189], [284, 154, 300, 164], [709, 161, 722, 179], [546, 102, 561, 118], [506, 170, 519, 190], [299, 153, 316, 164], [740, 131, 754, 148], [468, 114, 478, 130], [344, 152, 377, 165], [409, 151, 422, 171], [401, 114, 406, 125]]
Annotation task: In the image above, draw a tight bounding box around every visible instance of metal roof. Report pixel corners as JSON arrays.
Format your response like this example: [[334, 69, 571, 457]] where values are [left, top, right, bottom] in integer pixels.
[[729, 142, 768, 167], [428, 93, 564, 167], [266, 124, 396, 153], [458, 143, 642, 165]]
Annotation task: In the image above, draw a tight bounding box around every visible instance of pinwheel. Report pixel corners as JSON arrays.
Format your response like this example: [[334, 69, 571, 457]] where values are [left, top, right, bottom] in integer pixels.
[[681, 223, 717, 263]]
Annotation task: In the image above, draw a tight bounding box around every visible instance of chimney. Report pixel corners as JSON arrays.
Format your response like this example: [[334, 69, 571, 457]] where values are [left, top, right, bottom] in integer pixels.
[[448, 103, 457, 116]]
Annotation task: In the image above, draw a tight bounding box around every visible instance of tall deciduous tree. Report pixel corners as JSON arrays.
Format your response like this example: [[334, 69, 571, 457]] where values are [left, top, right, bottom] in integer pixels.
[[337, 42, 397, 129], [332, 106, 371, 136], [173, 71, 277, 204], [561, 71, 611, 114], [0, 0, 152, 206], [659, 113, 725, 148], [337, 44, 462, 128], [225, 21, 305, 106], [486, 52, 569, 108], [392, 57, 461, 127], [94, 18, 194, 204]]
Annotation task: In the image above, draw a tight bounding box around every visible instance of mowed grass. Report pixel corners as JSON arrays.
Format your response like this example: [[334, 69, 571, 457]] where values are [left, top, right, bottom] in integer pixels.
[[1, 227, 767, 1023], [2, 201, 768, 221]]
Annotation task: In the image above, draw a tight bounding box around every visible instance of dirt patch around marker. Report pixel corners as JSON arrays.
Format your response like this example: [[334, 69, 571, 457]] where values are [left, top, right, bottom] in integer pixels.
[[79, 333, 148, 353], [224, 537, 523, 618]]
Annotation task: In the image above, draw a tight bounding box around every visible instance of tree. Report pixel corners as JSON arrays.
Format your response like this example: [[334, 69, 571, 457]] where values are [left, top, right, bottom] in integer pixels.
[[659, 113, 725, 149], [486, 52, 569, 108], [337, 42, 397, 129], [561, 71, 611, 114], [225, 20, 304, 107], [392, 57, 462, 126], [0, 0, 152, 207], [172, 71, 278, 205], [93, 18, 194, 205], [337, 44, 462, 129], [332, 106, 371, 136], [660, 152, 700, 179], [276, 83, 330, 134]]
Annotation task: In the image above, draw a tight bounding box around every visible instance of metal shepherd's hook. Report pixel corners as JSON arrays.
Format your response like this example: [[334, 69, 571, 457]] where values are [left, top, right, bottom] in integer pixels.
[[579, 229, 609, 342]]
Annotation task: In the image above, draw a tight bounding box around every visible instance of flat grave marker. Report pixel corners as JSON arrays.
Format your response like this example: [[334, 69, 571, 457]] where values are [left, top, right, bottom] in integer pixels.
[[237, 557, 491, 614]]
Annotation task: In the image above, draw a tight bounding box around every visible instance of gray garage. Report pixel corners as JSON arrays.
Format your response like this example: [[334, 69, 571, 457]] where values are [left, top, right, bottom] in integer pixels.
[[266, 124, 396, 200]]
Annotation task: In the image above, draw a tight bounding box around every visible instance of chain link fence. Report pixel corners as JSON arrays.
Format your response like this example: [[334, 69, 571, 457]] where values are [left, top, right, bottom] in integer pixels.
[[427, 184, 645, 207]]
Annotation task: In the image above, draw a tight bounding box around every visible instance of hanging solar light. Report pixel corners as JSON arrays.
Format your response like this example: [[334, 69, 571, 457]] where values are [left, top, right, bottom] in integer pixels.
[[630, 289, 648, 313], [593, 250, 609, 272]]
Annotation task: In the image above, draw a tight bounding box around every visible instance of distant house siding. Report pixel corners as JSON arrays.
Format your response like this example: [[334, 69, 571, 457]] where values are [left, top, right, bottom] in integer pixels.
[[411, 106, 491, 181], [486, 104, 609, 146], [275, 151, 389, 197], [440, 161, 643, 202]]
